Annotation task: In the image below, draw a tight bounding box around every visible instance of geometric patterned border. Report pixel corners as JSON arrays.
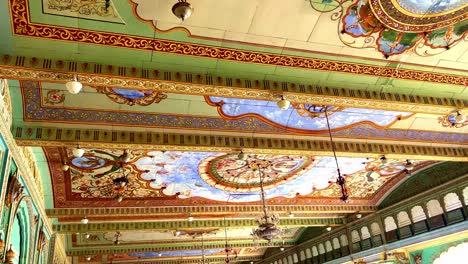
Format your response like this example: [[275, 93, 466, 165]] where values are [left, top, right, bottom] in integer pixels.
[[1, 64, 466, 114], [8, 0, 468, 87], [53, 217, 346, 233]]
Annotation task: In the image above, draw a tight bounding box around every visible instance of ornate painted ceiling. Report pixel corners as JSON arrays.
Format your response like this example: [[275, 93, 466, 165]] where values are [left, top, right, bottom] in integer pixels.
[[0, 0, 467, 263]]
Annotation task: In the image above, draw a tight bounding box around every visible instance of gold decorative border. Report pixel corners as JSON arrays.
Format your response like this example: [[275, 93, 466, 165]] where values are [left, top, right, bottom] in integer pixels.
[[8, 0, 468, 86], [0, 65, 466, 114]]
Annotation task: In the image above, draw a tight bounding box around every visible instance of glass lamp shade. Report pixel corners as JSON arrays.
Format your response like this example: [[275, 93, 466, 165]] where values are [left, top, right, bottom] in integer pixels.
[[277, 99, 290, 110], [455, 112, 466, 123], [81, 217, 89, 224], [172, 1, 193, 21], [72, 148, 85, 158], [65, 80, 83, 94]]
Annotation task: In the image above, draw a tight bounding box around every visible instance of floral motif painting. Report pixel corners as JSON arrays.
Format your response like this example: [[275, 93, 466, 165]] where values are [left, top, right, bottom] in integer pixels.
[[43, 0, 125, 24], [311, 0, 468, 56], [67, 148, 427, 202], [95, 87, 167, 106], [207, 96, 412, 133]]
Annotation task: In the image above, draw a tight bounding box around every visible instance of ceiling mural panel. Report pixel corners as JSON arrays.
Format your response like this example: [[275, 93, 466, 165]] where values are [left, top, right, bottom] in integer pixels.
[[42, 0, 125, 23], [340, 0, 468, 56], [18, 81, 468, 144], [207, 96, 413, 132], [44, 147, 434, 208]]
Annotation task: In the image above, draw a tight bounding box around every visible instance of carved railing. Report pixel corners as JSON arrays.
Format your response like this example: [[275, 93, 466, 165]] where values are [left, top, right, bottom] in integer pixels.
[[260, 173, 468, 264]]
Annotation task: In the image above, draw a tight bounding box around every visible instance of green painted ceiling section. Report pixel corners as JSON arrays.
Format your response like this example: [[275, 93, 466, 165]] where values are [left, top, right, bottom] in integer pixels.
[[0, 1, 466, 99], [379, 162, 468, 208]]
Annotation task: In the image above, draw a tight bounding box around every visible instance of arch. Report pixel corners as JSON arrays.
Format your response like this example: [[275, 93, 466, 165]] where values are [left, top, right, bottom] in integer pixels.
[[340, 234, 348, 246], [370, 222, 381, 235], [288, 255, 293, 264], [12, 201, 32, 264], [318, 243, 325, 254], [278, 260, 282, 264], [274, 261, 278, 264], [312, 246, 318, 256], [411, 205, 427, 222], [332, 237, 340, 249], [305, 248, 312, 259], [397, 211, 411, 227], [351, 230, 360, 243], [283, 257, 287, 264], [292, 253, 298, 263], [361, 226, 371, 239], [427, 199, 444, 217], [299, 250, 305, 261], [384, 216, 397, 232], [444, 193, 462, 211], [463, 186, 468, 205], [325, 241, 333, 252]]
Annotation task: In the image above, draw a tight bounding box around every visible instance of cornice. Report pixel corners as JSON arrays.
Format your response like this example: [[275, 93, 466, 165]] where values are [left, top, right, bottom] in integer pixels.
[[13, 126, 468, 161], [46, 205, 376, 219], [53, 218, 345, 234], [0, 59, 466, 115]]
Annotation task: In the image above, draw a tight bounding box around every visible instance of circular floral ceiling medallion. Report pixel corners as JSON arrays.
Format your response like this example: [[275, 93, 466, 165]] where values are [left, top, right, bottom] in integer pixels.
[[199, 154, 314, 192]]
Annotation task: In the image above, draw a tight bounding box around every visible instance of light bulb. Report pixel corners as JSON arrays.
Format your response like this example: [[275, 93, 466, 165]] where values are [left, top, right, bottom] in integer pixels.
[[277, 97, 290, 110], [280, 246, 285, 251], [237, 151, 246, 161], [81, 217, 89, 225], [85, 256, 91, 261], [61, 163, 69, 171], [65, 77, 83, 94], [288, 212, 294, 218], [326, 226, 332, 232], [72, 148, 85, 158], [455, 112, 466, 123], [356, 213, 362, 219], [188, 216, 194, 222], [115, 195, 123, 203], [85, 233, 90, 239], [405, 160, 414, 171], [380, 155, 387, 164]]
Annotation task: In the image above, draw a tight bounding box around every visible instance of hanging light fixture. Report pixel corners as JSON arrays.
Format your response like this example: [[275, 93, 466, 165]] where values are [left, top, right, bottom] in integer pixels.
[[65, 76, 83, 94], [223, 220, 238, 263], [324, 111, 349, 202], [201, 233, 207, 264], [172, 0, 193, 21], [251, 160, 282, 243], [72, 145, 85, 158], [113, 231, 121, 245], [277, 95, 290, 110], [454, 110, 466, 124], [119, 149, 131, 163]]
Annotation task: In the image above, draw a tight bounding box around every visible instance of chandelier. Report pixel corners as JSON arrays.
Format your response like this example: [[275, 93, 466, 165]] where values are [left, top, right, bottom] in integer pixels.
[[251, 160, 282, 243], [324, 111, 349, 202]]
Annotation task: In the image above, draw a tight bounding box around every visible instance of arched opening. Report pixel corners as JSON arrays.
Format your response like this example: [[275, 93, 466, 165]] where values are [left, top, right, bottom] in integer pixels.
[[411, 205, 428, 234], [384, 216, 398, 242], [426, 199, 446, 229], [332, 237, 341, 258], [318, 243, 325, 263], [10, 202, 31, 264], [370, 222, 383, 246], [340, 234, 350, 255], [351, 230, 361, 252], [396, 211, 412, 239], [305, 248, 312, 259], [444, 193, 465, 224], [360, 226, 372, 250]]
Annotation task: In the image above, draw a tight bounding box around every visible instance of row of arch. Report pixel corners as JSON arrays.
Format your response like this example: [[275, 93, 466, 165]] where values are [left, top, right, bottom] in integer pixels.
[[266, 187, 468, 264]]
